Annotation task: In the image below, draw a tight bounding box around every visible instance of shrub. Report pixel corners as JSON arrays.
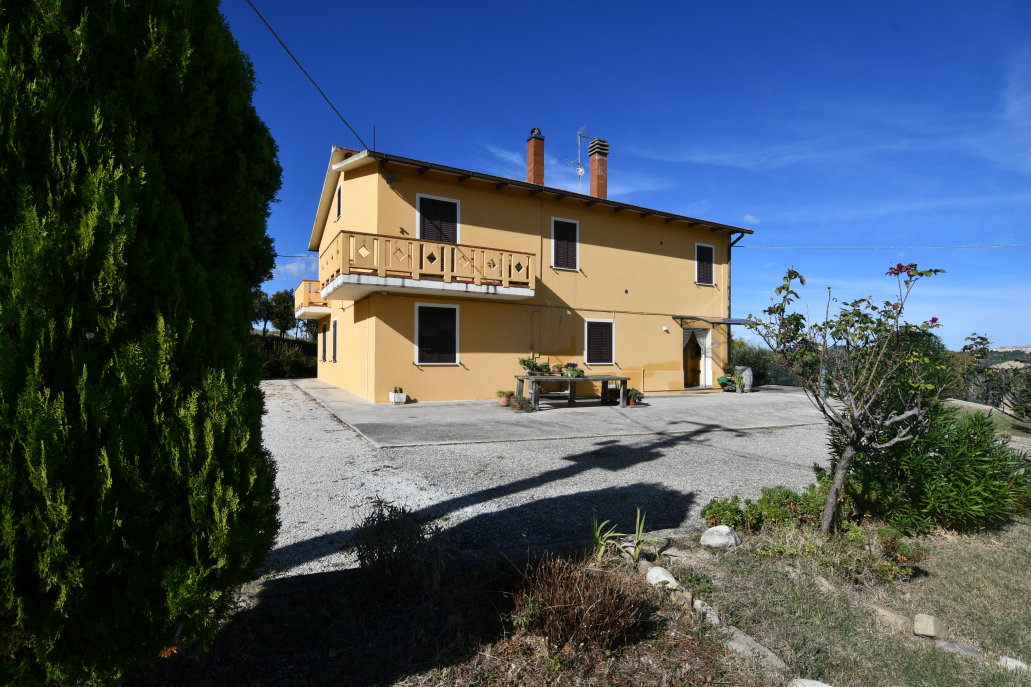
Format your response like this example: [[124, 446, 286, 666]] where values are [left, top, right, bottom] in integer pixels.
[[1, 3, 280, 683], [511, 556, 649, 650], [730, 340, 778, 387], [260, 340, 317, 379], [700, 495, 748, 529], [840, 406, 1031, 533], [510, 395, 535, 412], [351, 499, 449, 584]]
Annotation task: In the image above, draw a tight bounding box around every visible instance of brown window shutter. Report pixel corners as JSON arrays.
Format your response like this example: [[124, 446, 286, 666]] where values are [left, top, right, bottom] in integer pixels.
[[696, 245, 714, 285], [420, 198, 458, 243], [418, 306, 457, 364], [554, 220, 577, 269], [586, 321, 613, 364]]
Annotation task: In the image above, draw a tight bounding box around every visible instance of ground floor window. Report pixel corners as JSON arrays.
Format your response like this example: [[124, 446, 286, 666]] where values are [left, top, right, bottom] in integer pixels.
[[321, 323, 327, 362], [585, 319, 614, 365], [416, 303, 458, 364], [332, 318, 338, 363]]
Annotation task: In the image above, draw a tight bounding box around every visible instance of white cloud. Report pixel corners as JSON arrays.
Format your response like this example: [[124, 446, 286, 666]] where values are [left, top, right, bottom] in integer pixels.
[[743, 213, 760, 225], [273, 256, 317, 280]]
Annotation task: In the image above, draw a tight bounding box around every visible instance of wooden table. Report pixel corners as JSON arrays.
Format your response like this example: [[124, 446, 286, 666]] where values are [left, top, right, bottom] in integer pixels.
[[514, 375, 632, 411]]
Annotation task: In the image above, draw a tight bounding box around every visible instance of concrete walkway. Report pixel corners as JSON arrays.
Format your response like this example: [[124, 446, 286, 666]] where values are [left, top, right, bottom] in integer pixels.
[[293, 378, 825, 448]]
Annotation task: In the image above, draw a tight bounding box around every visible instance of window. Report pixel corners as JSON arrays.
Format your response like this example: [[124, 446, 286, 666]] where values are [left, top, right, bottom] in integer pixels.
[[331, 318, 338, 363], [321, 323, 327, 362], [695, 243, 715, 285], [416, 194, 459, 244], [552, 218, 578, 270], [585, 319, 614, 365], [415, 304, 458, 364], [336, 184, 342, 219]]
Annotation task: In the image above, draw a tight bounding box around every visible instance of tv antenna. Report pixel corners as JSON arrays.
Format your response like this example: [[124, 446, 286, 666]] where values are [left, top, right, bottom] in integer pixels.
[[565, 126, 592, 193]]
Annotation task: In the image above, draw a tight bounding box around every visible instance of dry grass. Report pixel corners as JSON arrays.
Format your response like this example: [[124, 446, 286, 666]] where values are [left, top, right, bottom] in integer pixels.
[[672, 520, 1031, 687]]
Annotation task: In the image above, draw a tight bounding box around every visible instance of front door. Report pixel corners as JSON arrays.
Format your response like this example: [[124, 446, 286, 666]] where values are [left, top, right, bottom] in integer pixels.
[[683, 332, 702, 387]]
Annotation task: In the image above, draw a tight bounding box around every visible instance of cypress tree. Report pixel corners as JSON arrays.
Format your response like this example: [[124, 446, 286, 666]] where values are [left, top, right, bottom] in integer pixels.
[[0, 1, 281, 683]]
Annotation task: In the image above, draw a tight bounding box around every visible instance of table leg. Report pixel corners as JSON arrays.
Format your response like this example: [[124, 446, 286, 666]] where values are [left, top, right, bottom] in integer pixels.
[[531, 380, 540, 411], [516, 378, 524, 397], [568, 380, 577, 405], [620, 380, 628, 408]]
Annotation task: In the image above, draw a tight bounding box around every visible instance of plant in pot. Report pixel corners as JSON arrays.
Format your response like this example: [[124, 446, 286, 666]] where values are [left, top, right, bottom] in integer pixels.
[[717, 375, 736, 392], [733, 372, 744, 393], [562, 362, 585, 378], [389, 386, 406, 404], [627, 388, 644, 405], [517, 356, 538, 374], [496, 390, 515, 406]]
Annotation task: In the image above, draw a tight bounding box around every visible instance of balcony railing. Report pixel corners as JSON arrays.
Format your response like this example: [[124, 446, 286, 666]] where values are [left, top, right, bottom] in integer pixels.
[[294, 279, 330, 318], [320, 230, 534, 292]]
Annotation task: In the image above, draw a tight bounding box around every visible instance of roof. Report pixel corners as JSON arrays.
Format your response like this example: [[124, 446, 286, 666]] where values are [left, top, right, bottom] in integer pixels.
[[310, 148, 754, 251]]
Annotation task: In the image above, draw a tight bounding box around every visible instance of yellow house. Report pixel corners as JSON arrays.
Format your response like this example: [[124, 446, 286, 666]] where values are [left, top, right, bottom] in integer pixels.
[[294, 129, 753, 403]]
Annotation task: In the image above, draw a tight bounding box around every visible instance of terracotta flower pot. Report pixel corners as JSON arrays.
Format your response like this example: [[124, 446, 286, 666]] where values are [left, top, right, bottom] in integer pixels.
[[499, 396, 512, 406]]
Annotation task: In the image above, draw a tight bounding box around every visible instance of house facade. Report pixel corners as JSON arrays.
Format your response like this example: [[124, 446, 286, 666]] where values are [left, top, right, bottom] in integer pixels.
[[294, 130, 752, 403]]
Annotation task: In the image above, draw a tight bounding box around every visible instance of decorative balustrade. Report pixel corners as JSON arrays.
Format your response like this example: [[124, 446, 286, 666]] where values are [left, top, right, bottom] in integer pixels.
[[294, 279, 329, 313], [319, 230, 534, 290]]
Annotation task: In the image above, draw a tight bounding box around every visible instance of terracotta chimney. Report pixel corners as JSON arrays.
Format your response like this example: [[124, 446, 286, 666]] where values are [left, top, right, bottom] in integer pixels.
[[526, 128, 545, 185], [588, 138, 609, 199]]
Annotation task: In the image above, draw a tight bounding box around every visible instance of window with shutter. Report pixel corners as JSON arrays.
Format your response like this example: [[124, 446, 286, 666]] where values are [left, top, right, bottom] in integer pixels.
[[552, 218, 579, 270], [585, 320, 614, 365], [332, 319, 338, 362], [321, 323, 327, 362], [417, 195, 459, 244], [416, 304, 459, 364], [696, 244, 715, 285]]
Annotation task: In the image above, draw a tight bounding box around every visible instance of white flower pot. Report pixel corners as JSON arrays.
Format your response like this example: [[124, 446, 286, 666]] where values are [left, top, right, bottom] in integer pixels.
[[389, 392, 406, 405]]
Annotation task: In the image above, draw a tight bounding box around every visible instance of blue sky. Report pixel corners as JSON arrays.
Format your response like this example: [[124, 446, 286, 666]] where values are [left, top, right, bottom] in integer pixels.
[[222, 1, 1031, 350]]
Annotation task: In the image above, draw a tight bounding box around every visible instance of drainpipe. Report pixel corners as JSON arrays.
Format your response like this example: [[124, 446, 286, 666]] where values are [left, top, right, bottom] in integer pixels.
[[727, 232, 745, 371]]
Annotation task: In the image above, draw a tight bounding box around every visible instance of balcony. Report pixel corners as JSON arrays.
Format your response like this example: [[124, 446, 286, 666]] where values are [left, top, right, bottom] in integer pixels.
[[319, 230, 535, 301], [294, 280, 331, 319]]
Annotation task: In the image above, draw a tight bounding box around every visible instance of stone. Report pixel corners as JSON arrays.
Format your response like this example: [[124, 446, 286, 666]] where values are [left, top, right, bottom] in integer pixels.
[[693, 598, 720, 626], [997, 656, 1029, 672], [867, 603, 913, 634], [788, 680, 835, 687], [934, 640, 983, 659], [700, 525, 741, 550], [913, 613, 942, 638], [814, 576, 835, 594], [724, 625, 788, 672], [645, 566, 681, 590], [637, 558, 655, 574], [670, 589, 694, 608]]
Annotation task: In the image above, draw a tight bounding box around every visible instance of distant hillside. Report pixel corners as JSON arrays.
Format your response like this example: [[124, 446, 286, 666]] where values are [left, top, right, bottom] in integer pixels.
[[994, 346, 1031, 354]]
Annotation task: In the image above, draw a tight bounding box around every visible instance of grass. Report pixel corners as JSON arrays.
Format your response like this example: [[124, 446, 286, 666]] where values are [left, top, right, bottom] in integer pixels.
[[671, 518, 1031, 687], [949, 402, 1031, 444]]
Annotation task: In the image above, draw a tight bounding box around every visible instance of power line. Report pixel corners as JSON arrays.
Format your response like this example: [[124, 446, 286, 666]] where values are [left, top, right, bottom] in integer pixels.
[[738, 244, 1031, 250], [245, 0, 369, 150]]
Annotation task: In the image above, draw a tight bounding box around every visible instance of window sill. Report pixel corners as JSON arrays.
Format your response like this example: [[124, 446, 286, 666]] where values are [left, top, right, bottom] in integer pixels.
[[585, 362, 615, 366], [694, 281, 717, 287], [551, 266, 580, 272], [415, 362, 460, 366]]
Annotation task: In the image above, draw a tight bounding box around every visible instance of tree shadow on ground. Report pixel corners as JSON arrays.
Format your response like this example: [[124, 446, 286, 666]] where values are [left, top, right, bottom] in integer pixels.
[[263, 422, 740, 575], [126, 482, 694, 687]]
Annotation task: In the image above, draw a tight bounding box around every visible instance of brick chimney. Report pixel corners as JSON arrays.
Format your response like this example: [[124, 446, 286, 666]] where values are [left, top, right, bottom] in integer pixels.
[[526, 128, 545, 185], [588, 138, 609, 199]]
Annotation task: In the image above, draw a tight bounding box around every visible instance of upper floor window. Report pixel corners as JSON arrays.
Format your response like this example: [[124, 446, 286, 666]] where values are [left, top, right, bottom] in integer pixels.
[[417, 194, 459, 244], [336, 184, 342, 220], [585, 319, 614, 365], [695, 243, 715, 285], [552, 218, 579, 270]]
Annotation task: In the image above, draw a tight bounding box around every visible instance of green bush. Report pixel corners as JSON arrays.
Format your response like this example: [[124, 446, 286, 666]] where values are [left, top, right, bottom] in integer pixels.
[[0, 3, 280, 683], [352, 500, 449, 584], [840, 406, 1031, 533], [701, 485, 825, 532], [260, 340, 317, 379]]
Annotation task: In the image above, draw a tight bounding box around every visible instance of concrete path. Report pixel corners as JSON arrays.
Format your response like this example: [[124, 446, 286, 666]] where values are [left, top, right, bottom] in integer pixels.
[[293, 378, 825, 448]]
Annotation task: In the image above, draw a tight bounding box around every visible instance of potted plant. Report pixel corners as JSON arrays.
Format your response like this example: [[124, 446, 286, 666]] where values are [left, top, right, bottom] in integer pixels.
[[627, 388, 644, 405], [496, 390, 515, 406], [717, 375, 735, 392], [389, 386, 406, 404], [510, 395, 534, 412], [562, 362, 585, 378], [733, 372, 744, 394], [517, 356, 538, 374]]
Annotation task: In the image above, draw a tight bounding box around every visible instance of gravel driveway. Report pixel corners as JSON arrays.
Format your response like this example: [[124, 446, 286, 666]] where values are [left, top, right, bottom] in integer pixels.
[[258, 380, 831, 579]]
